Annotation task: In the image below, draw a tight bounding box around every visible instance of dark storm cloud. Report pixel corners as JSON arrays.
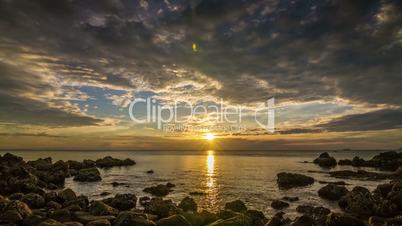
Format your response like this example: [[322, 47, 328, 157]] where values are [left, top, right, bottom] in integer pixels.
[[0, 0, 402, 127], [0, 63, 103, 126], [317, 108, 402, 132]]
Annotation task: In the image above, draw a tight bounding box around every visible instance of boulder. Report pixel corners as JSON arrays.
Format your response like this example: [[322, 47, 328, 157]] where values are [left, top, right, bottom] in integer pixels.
[[291, 215, 314, 226], [95, 156, 136, 168], [38, 219, 66, 226], [72, 211, 115, 224], [144, 198, 178, 218], [74, 168, 101, 182], [114, 211, 156, 226], [21, 193, 46, 209], [224, 200, 247, 212], [0, 210, 23, 223], [318, 184, 348, 201], [277, 172, 314, 188], [143, 184, 173, 197], [4, 200, 32, 218], [64, 222, 84, 226], [103, 194, 137, 211], [325, 213, 365, 226], [156, 214, 191, 226], [86, 219, 111, 226], [282, 196, 299, 202], [338, 186, 376, 216], [28, 158, 53, 170], [313, 152, 337, 167], [89, 201, 118, 216], [208, 214, 252, 226], [178, 196, 197, 212], [271, 200, 289, 210], [58, 188, 77, 203], [49, 209, 71, 222]]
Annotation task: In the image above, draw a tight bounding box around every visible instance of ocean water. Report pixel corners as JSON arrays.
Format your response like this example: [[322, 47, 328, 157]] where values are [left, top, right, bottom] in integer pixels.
[[0, 150, 389, 218]]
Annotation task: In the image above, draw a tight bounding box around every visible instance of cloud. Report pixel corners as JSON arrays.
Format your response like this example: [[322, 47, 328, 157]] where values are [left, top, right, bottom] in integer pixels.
[[317, 108, 402, 132]]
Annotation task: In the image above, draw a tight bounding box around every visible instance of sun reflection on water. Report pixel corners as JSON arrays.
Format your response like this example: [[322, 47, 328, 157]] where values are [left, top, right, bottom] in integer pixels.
[[205, 150, 218, 210]]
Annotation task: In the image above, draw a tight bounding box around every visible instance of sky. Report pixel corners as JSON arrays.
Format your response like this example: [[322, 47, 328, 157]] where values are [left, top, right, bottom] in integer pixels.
[[0, 0, 402, 150]]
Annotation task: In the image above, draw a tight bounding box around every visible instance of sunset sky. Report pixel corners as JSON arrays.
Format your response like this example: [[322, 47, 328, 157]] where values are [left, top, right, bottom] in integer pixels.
[[1, 0, 402, 150]]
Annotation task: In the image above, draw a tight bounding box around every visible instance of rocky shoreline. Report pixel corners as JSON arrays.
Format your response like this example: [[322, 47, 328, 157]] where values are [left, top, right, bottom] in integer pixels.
[[1, 151, 402, 226]]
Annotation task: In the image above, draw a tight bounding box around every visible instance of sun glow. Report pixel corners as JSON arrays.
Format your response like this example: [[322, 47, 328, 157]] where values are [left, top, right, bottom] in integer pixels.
[[204, 133, 215, 141]]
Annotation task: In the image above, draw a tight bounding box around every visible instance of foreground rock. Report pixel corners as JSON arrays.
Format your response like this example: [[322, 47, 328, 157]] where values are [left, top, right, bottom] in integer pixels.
[[271, 200, 289, 210], [73, 167, 102, 182], [143, 183, 175, 196], [318, 184, 348, 201], [313, 152, 337, 167], [277, 172, 314, 188]]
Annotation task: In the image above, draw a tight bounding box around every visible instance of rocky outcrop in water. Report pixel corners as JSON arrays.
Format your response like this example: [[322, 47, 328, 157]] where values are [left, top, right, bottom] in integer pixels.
[[95, 156, 136, 168], [313, 152, 337, 168], [277, 172, 314, 189], [338, 151, 402, 171]]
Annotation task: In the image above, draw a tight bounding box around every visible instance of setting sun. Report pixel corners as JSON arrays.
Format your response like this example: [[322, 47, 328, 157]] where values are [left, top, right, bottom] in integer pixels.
[[204, 133, 215, 141]]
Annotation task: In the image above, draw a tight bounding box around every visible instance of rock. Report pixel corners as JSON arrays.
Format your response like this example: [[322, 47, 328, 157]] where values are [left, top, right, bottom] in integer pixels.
[[100, 192, 111, 197], [46, 201, 62, 210], [178, 196, 197, 212], [23, 214, 46, 225], [21, 193, 46, 209], [4, 200, 32, 218], [313, 152, 337, 167], [114, 211, 156, 226], [147, 170, 154, 174], [38, 219, 66, 226], [245, 210, 266, 226], [0, 153, 23, 165], [143, 184, 173, 196], [208, 214, 252, 226], [318, 184, 348, 201], [271, 200, 289, 210], [338, 186, 376, 216], [144, 198, 178, 218], [338, 159, 352, 165], [95, 156, 136, 168], [74, 168, 101, 182], [296, 205, 314, 215], [9, 192, 24, 200], [325, 213, 365, 226], [139, 196, 151, 206], [1, 210, 23, 223], [89, 201, 118, 216], [86, 219, 111, 226], [103, 194, 137, 211], [156, 214, 191, 226], [291, 215, 314, 226], [189, 191, 206, 196], [72, 211, 115, 224], [58, 188, 77, 203], [264, 212, 285, 226], [282, 196, 299, 202], [28, 158, 53, 170], [64, 222, 84, 226], [64, 196, 89, 210], [111, 182, 128, 187], [277, 172, 314, 188], [49, 209, 71, 222], [224, 200, 247, 212]]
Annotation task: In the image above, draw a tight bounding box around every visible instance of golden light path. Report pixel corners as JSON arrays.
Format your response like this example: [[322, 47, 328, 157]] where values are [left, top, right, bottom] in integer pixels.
[[205, 150, 218, 209], [205, 133, 215, 141]]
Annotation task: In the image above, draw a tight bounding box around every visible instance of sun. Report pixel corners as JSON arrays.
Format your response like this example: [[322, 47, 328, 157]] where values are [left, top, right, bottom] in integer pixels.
[[204, 133, 215, 141]]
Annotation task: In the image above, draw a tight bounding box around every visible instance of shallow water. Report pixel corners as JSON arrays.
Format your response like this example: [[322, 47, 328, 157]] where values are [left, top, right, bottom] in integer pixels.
[[0, 150, 389, 218]]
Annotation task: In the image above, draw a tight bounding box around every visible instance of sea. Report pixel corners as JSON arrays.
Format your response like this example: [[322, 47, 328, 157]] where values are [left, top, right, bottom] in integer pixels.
[[0, 150, 390, 218]]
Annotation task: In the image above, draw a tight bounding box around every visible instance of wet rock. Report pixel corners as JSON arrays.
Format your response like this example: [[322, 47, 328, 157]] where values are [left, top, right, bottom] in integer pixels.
[[86, 219, 111, 226], [0, 153, 23, 166], [143, 184, 174, 196], [4, 200, 32, 218], [1, 210, 23, 223], [147, 170, 154, 174], [338, 159, 352, 165], [58, 189, 77, 203], [313, 152, 337, 167], [21, 193, 46, 209], [325, 213, 365, 226], [114, 211, 156, 226], [28, 158, 53, 170], [318, 184, 348, 201], [47, 201, 62, 209], [64, 222, 84, 226], [38, 219, 66, 226], [72, 211, 115, 224], [178, 196, 197, 212], [264, 212, 286, 226], [139, 196, 151, 206], [103, 194, 137, 211], [189, 191, 206, 196], [245, 210, 266, 226], [89, 201, 118, 216], [277, 172, 314, 188], [338, 186, 376, 216], [48, 209, 71, 222], [111, 182, 128, 187], [73, 168, 101, 182], [291, 215, 314, 226], [9, 193, 24, 200], [208, 214, 252, 226], [95, 156, 136, 168], [100, 192, 110, 197], [22, 214, 46, 225], [144, 198, 178, 218], [224, 200, 247, 212], [156, 214, 191, 226], [271, 200, 289, 210]]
